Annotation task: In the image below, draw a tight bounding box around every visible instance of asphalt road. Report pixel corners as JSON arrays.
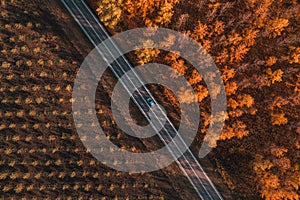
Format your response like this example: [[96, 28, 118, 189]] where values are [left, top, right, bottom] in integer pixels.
[[61, 0, 224, 199]]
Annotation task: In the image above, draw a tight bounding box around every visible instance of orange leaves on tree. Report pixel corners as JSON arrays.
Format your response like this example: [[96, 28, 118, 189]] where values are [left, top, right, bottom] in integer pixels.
[[285, 72, 300, 93], [243, 29, 259, 47], [227, 93, 255, 118], [125, 0, 155, 19], [253, 151, 300, 200], [155, 2, 175, 25], [268, 96, 289, 110], [266, 56, 277, 66], [135, 39, 160, 65], [228, 98, 239, 109], [270, 146, 288, 158], [266, 68, 283, 86], [219, 120, 249, 140], [254, 0, 274, 28], [163, 87, 177, 105], [188, 69, 202, 85], [225, 81, 238, 96], [213, 20, 225, 35], [228, 94, 254, 109], [165, 52, 187, 77], [171, 59, 187, 77], [124, 0, 179, 26], [191, 21, 212, 52], [288, 46, 300, 64], [222, 66, 236, 82], [230, 43, 250, 63], [227, 31, 243, 46], [192, 21, 208, 41], [96, 0, 123, 28], [273, 157, 291, 172], [194, 85, 208, 102], [215, 48, 228, 64], [253, 158, 273, 174], [271, 112, 288, 125], [208, 2, 221, 9], [266, 18, 289, 38], [228, 108, 244, 118], [238, 94, 254, 108], [191, 19, 224, 53], [261, 173, 280, 189]]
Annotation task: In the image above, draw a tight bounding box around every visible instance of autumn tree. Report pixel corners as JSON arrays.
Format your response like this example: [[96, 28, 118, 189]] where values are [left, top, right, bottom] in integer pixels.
[[266, 18, 289, 38], [97, 0, 181, 28], [266, 68, 283, 86], [96, 0, 123, 28], [135, 39, 160, 65], [253, 147, 300, 200], [270, 112, 288, 125], [1, 0, 5, 9], [164, 52, 187, 77], [155, 1, 176, 25], [191, 20, 225, 53]]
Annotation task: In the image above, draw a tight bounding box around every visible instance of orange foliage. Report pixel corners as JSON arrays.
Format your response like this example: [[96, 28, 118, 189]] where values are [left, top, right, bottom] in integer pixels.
[[164, 52, 188, 77], [271, 112, 288, 125], [268, 96, 289, 110], [96, 0, 123, 28], [273, 157, 291, 172], [230, 44, 250, 63], [225, 81, 238, 96], [219, 120, 249, 140], [155, 2, 176, 25], [222, 66, 236, 82], [288, 46, 300, 64], [253, 152, 300, 200], [188, 69, 202, 85], [194, 85, 208, 102], [266, 68, 283, 85], [266, 18, 289, 38], [243, 29, 259, 47], [238, 94, 254, 108], [125, 0, 180, 26], [228, 98, 239, 109], [135, 40, 160, 65], [213, 20, 224, 35], [192, 21, 208, 41], [270, 146, 288, 158], [266, 56, 277, 66]]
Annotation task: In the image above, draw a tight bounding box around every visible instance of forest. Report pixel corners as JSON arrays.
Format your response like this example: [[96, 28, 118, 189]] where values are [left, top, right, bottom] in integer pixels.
[[90, 0, 300, 199], [0, 0, 299, 199]]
